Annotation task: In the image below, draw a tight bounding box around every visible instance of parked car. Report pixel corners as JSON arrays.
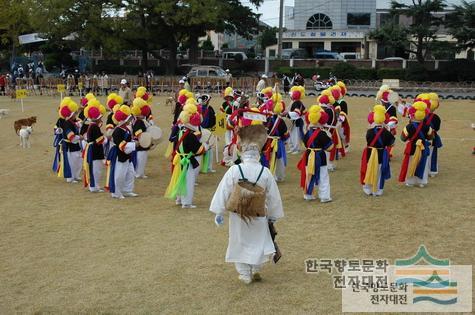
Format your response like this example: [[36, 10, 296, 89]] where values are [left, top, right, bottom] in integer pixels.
[[340, 52, 361, 60], [313, 51, 344, 60], [383, 57, 405, 61], [281, 48, 308, 59], [222, 51, 248, 61], [187, 66, 227, 79]]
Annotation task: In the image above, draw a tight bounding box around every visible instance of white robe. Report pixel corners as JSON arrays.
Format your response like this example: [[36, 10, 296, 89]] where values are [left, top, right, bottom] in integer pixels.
[[210, 151, 284, 265]]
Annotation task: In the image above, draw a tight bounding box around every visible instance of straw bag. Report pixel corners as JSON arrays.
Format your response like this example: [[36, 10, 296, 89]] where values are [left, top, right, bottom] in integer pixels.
[[225, 165, 266, 222]]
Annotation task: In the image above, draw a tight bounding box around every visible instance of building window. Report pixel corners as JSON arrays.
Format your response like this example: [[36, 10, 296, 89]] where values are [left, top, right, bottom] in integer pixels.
[[306, 13, 333, 30], [282, 42, 292, 49], [347, 13, 371, 26]]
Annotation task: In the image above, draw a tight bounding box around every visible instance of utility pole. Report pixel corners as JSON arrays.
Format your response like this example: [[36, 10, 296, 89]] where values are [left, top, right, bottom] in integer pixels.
[[277, 0, 284, 59]]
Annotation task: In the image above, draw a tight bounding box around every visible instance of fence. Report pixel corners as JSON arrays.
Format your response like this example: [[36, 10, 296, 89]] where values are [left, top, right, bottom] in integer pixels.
[[4, 76, 474, 99]]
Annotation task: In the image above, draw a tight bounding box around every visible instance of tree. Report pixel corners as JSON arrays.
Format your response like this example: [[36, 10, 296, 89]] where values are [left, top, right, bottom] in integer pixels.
[[370, 0, 448, 63], [258, 27, 278, 50], [0, 0, 34, 60], [446, 0, 475, 51], [200, 36, 215, 51]]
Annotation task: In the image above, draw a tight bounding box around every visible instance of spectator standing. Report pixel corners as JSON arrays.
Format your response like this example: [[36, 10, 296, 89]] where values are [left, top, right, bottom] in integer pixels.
[[119, 79, 133, 105], [256, 74, 267, 94]]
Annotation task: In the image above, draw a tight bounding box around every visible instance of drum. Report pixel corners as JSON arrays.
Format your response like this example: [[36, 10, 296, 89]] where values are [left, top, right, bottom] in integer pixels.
[[105, 128, 114, 139], [288, 111, 300, 120], [147, 125, 163, 144], [138, 132, 152, 148], [388, 90, 400, 104]]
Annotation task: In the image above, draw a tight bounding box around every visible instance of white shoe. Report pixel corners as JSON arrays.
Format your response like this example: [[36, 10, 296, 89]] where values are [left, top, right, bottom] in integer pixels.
[[112, 194, 125, 199], [238, 275, 252, 284], [290, 151, 300, 155], [70, 180, 79, 184], [405, 183, 414, 187], [182, 204, 197, 209], [124, 192, 139, 197], [304, 194, 316, 201], [135, 175, 148, 179], [320, 198, 333, 203], [175, 199, 182, 205], [90, 188, 104, 193], [418, 184, 426, 188], [363, 188, 373, 196], [208, 169, 216, 173]]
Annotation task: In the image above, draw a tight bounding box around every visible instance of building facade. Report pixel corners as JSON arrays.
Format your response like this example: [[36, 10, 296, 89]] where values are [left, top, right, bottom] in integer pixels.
[[282, 0, 377, 58]]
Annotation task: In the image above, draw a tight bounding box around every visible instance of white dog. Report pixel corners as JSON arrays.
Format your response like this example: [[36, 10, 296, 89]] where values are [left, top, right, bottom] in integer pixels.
[[0, 108, 9, 119], [19, 126, 32, 148]]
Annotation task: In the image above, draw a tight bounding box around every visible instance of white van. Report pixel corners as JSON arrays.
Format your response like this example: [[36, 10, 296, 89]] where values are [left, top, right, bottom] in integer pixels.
[[340, 52, 361, 60], [222, 51, 248, 61]]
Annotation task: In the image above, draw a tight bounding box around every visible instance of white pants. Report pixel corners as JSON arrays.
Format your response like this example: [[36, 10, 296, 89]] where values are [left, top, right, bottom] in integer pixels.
[[305, 165, 331, 200], [135, 151, 148, 178], [89, 160, 104, 191], [363, 165, 383, 196], [225, 130, 233, 147], [178, 165, 197, 206], [235, 262, 262, 278], [194, 155, 202, 178], [207, 150, 214, 171], [289, 126, 301, 152], [325, 151, 335, 170], [275, 158, 286, 181], [112, 160, 135, 197], [66, 151, 82, 182], [406, 156, 430, 186]]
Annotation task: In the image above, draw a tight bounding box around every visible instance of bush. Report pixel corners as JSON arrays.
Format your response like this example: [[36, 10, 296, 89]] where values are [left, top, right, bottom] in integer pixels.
[[377, 68, 406, 80], [332, 62, 357, 79]]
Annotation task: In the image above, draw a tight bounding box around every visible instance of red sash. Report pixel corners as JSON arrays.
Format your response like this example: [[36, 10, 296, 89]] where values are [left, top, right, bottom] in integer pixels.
[[398, 122, 424, 182], [360, 127, 385, 185], [297, 129, 321, 189]]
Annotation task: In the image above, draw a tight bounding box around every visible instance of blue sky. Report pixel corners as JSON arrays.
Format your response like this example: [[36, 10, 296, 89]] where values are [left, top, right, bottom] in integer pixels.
[[249, 0, 464, 26]]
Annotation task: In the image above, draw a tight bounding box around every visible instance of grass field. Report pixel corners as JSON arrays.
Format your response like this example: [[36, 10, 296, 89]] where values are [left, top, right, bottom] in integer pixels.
[[0, 95, 473, 314]]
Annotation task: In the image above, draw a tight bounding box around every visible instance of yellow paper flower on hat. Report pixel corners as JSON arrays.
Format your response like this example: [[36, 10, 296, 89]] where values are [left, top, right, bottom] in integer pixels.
[[112, 104, 120, 113], [373, 104, 386, 124], [115, 95, 123, 105], [88, 98, 101, 108], [85, 93, 95, 101], [178, 111, 191, 124], [131, 104, 141, 116], [183, 102, 198, 114], [133, 97, 147, 108], [178, 89, 188, 97], [68, 100, 79, 113], [224, 87, 234, 98], [185, 91, 194, 99], [308, 105, 322, 125], [99, 105, 106, 115], [107, 93, 118, 102], [412, 101, 428, 121], [136, 87, 146, 98], [428, 92, 439, 111]]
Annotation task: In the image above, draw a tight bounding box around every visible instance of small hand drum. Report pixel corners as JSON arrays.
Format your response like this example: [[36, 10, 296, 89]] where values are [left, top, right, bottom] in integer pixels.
[[147, 125, 163, 144], [138, 132, 152, 149], [288, 111, 300, 120], [388, 91, 400, 104], [105, 128, 114, 139]]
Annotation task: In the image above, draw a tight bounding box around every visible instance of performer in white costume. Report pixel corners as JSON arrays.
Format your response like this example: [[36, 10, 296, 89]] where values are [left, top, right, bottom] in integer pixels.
[[210, 124, 284, 284]]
